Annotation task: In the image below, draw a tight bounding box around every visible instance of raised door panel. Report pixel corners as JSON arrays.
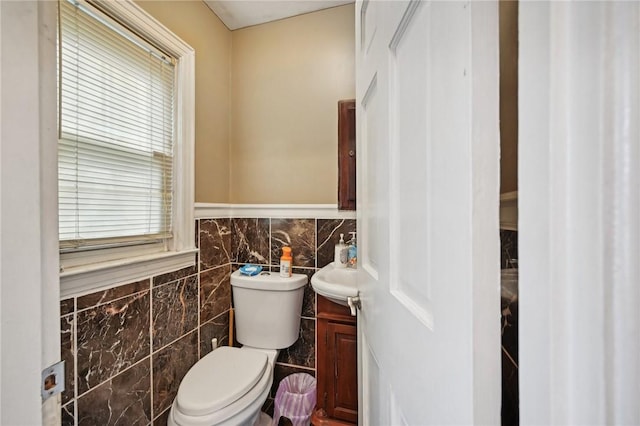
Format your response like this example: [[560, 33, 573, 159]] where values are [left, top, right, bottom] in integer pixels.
[[327, 322, 358, 424]]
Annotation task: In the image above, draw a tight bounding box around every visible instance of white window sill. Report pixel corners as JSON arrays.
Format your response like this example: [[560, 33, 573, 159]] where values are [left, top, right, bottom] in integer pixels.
[[60, 248, 198, 298]]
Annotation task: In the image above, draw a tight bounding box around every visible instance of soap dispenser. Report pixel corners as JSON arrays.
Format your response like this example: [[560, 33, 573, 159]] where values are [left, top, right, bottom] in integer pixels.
[[334, 233, 348, 268], [347, 232, 357, 268]]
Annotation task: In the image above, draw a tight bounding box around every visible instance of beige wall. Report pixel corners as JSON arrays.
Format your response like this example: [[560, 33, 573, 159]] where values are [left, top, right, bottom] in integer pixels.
[[136, 2, 356, 204], [500, 0, 518, 193], [136, 0, 232, 203], [230, 5, 355, 204]]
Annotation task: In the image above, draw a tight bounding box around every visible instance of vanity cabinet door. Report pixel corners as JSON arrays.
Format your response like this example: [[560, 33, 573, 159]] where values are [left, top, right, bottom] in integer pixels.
[[325, 322, 358, 423], [315, 295, 357, 425]]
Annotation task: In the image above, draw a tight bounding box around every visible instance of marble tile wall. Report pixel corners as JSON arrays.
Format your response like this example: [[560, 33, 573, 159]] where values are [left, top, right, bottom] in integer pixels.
[[500, 230, 518, 426], [500, 229, 518, 269], [59, 216, 355, 425], [232, 217, 356, 413], [59, 220, 232, 426]]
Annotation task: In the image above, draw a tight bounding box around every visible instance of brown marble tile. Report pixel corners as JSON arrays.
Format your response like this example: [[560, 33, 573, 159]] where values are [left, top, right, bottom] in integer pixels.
[[276, 318, 315, 369], [77, 359, 151, 426], [271, 364, 316, 398], [199, 218, 231, 271], [502, 347, 519, 426], [262, 397, 274, 417], [195, 219, 200, 248], [154, 408, 170, 426], [152, 275, 198, 350], [76, 291, 151, 395], [502, 300, 519, 365], [292, 268, 316, 318], [195, 220, 201, 268], [500, 230, 519, 269], [153, 265, 197, 287], [231, 306, 241, 348], [153, 331, 198, 416], [232, 218, 270, 265], [60, 298, 75, 316], [77, 279, 150, 311], [61, 401, 75, 426], [199, 311, 230, 358], [316, 219, 357, 268], [61, 314, 75, 405], [271, 219, 316, 268], [200, 265, 231, 323]]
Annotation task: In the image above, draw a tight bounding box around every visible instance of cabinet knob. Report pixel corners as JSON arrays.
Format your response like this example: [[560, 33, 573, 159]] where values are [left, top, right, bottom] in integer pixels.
[[349, 150, 355, 157]]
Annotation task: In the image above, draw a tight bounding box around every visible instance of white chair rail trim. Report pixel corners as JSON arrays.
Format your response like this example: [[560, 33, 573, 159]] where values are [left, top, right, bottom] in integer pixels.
[[195, 203, 357, 220]]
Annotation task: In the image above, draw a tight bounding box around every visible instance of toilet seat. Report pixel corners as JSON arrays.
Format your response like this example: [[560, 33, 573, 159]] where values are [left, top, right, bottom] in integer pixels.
[[176, 347, 268, 416], [169, 347, 274, 426]]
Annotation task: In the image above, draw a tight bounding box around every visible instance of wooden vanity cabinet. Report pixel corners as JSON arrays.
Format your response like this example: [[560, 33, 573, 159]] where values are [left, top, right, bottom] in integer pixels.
[[312, 295, 358, 425]]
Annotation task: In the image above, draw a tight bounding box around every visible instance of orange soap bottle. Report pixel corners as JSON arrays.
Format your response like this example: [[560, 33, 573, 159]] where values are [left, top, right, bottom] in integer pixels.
[[279, 246, 292, 277]]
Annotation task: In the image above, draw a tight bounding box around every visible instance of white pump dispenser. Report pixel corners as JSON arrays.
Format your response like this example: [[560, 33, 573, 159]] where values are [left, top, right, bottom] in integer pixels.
[[334, 233, 348, 268]]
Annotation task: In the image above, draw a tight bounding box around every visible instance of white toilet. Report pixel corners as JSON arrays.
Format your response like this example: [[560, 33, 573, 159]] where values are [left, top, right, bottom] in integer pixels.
[[168, 269, 308, 426]]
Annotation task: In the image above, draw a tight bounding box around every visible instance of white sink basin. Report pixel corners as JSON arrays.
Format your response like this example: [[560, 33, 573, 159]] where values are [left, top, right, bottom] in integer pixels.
[[311, 262, 358, 306]]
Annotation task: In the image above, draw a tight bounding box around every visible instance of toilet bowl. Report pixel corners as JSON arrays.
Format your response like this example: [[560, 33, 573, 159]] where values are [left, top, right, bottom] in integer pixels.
[[168, 270, 307, 426], [168, 346, 277, 426]]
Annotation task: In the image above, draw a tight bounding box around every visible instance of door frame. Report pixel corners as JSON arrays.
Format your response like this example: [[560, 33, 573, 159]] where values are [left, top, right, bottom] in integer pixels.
[[0, 1, 60, 423], [519, 2, 640, 424]]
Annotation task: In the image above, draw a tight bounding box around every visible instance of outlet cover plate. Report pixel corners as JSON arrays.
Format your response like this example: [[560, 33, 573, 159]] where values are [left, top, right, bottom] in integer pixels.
[[41, 360, 65, 400]]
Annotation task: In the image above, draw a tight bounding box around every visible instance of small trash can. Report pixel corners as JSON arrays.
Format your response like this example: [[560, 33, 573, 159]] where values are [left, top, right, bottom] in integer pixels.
[[272, 373, 317, 426]]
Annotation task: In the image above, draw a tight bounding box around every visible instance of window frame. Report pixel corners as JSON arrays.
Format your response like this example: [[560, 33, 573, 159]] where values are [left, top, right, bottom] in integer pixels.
[[59, 0, 196, 297]]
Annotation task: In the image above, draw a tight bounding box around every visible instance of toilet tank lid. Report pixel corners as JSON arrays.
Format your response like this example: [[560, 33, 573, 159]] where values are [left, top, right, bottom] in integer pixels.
[[176, 347, 268, 416], [231, 270, 307, 290]]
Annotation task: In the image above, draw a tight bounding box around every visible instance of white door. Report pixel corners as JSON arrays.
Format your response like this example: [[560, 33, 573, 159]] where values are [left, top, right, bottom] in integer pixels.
[[356, 1, 501, 424]]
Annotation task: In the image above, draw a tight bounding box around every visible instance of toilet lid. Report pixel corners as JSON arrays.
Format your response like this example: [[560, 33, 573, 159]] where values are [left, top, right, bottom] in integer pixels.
[[176, 347, 268, 416]]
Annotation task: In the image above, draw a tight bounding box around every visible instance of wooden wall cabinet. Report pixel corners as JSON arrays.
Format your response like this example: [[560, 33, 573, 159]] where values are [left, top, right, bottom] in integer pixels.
[[312, 295, 358, 425], [338, 100, 356, 211]]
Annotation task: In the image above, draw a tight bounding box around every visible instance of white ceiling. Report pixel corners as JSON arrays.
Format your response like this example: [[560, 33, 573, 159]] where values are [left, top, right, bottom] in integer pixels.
[[203, 0, 354, 30]]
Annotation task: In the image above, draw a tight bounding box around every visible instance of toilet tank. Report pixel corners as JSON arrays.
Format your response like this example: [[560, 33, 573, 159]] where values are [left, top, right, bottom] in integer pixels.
[[230, 270, 307, 349]]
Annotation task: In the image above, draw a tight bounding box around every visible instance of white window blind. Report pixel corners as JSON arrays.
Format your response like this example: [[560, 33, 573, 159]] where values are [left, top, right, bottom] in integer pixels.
[[58, 0, 175, 251]]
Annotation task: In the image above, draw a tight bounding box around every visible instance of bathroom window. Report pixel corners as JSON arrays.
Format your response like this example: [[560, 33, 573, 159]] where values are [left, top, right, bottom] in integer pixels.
[[57, 0, 195, 291]]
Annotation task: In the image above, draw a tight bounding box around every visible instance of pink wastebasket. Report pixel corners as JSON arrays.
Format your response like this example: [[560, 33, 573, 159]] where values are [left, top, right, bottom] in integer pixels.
[[272, 373, 317, 426]]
